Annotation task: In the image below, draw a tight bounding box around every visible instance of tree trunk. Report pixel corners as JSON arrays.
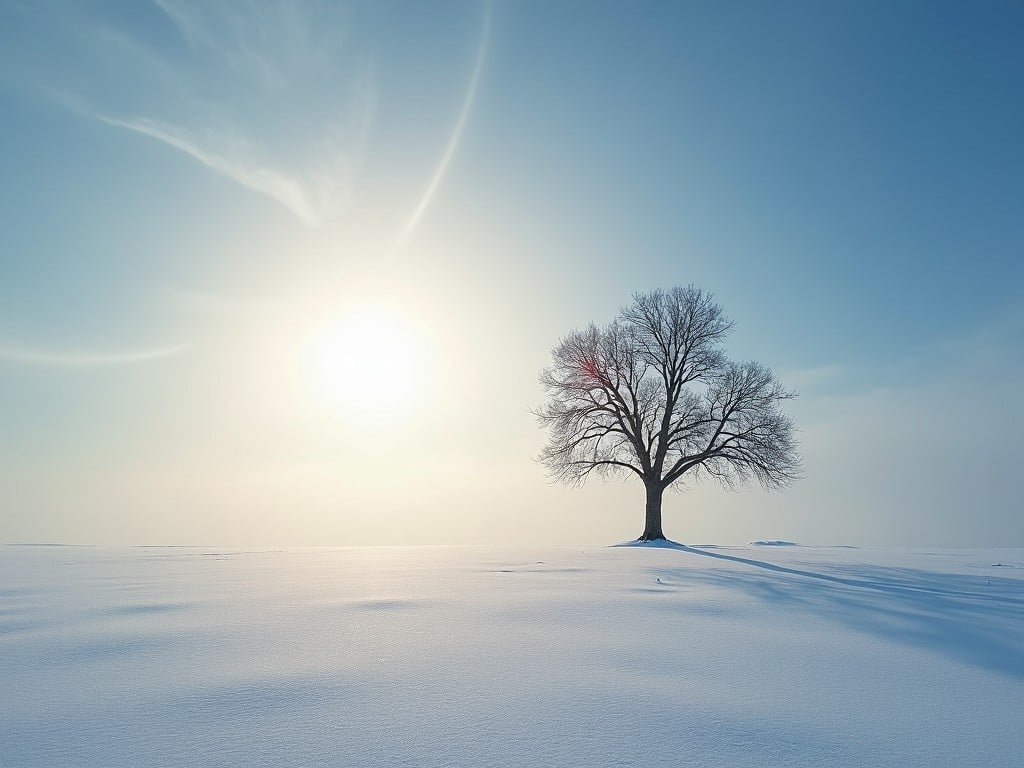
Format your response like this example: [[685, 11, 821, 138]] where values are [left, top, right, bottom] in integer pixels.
[[639, 482, 666, 541]]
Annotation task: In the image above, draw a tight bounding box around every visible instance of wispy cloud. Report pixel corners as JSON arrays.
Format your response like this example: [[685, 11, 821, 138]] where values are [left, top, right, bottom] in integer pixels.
[[395, 2, 492, 249], [152, 0, 328, 88], [97, 113, 322, 225], [17, 1, 486, 235], [0, 342, 188, 367], [30, 0, 375, 228]]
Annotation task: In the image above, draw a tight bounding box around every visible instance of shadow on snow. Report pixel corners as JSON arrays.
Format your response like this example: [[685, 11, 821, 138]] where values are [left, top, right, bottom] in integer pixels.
[[653, 545, 1024, 679]]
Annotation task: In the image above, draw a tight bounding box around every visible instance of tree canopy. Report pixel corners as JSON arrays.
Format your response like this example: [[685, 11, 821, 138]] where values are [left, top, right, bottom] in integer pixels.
[[536, 286, 801, 541]]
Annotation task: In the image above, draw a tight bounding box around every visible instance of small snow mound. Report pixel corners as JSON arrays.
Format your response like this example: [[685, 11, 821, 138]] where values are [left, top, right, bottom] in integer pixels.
[[611, 539, 688, 550], [749, 540, 799, 547]]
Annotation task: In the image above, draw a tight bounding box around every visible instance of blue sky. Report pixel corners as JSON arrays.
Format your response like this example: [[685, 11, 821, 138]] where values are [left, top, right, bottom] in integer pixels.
[[1, 0, 1022, 545]]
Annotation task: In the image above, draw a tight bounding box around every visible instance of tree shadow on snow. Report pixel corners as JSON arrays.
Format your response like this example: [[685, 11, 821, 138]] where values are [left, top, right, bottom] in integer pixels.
[[654, 546, 1024, 679]]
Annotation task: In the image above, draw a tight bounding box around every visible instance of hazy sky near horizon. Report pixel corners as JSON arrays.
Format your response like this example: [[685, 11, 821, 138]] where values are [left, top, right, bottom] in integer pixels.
[[1, 0, 1022, 547]]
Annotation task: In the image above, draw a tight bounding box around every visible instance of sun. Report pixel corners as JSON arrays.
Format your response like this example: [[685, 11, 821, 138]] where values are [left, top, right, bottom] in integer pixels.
[[306, 303, 428, 427]]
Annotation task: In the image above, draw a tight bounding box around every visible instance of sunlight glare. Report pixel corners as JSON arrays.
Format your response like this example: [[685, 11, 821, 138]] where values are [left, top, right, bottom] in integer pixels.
[[306, 303, 428, 428]]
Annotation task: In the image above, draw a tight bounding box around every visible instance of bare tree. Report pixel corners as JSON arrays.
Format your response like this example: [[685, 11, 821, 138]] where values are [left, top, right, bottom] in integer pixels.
[[536, 286, 801, 541]]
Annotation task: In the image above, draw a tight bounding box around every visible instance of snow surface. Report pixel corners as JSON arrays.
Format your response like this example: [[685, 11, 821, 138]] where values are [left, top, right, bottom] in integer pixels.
[[2, 543, 1022, 767]]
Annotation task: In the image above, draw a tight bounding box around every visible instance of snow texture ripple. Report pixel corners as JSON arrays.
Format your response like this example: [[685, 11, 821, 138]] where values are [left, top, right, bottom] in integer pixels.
[[2, 544, 1022, 767]]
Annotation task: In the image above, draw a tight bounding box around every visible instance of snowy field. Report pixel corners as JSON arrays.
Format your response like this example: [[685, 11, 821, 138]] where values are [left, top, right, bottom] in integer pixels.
[[2, 543, 1022, 767]]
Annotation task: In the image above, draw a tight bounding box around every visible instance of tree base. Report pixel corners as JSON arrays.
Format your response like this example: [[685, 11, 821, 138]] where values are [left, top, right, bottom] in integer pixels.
[[637, 532, 667, 542]]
